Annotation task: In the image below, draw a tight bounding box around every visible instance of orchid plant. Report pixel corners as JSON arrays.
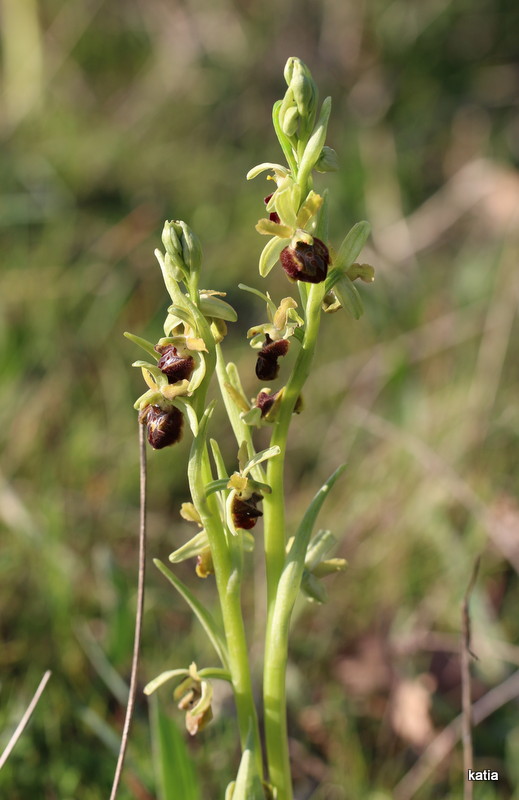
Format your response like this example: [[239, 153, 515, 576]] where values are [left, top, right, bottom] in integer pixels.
[[124, 57, 373, 800]]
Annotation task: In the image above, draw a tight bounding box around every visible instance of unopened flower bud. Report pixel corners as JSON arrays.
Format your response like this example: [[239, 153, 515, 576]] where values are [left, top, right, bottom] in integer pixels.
[[255, 390, 277, 418], [255, 335, 290, 381], [283, 57, 317, 120], [139, 404, 183, 449], [155, 345, 195, 383], [280, 237, 330, 284], [315, 146, 339, 173], [162, 220, 202, 275], [281, 104, 299, 137]]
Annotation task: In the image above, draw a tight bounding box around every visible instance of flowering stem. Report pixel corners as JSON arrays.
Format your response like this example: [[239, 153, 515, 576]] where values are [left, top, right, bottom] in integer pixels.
[[128, 57, 370, 800], [188, 427, 263, 779], [210, 510, 263, 778], [262, 281, 326, 798]]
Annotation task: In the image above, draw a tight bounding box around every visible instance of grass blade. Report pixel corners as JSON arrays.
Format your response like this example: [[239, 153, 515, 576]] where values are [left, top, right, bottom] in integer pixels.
[[149, 694, 200, 800]]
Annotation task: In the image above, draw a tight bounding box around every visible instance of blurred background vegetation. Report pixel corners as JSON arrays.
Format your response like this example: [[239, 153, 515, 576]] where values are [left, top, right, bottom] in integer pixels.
[[1, 0, 518, 798]]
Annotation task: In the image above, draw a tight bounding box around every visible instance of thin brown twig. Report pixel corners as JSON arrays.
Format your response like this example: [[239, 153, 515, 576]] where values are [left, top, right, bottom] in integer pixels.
[[461, 558, 480, 800], [0, 670, 52, 770], [109, 421, 147, 800], [394, 668, 519, 800]]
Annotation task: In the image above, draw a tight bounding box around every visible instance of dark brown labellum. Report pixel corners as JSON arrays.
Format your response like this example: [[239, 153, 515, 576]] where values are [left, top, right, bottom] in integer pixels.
[[156, 345, 195, 384], [139, 404, 183, 449], [256, 354, 279, 381], [256, 390, 277, 417], [264, 194, 281, 225], [231, 492, 263, 530], [280, 237, 330, 283], [255, 335, 289, 381]]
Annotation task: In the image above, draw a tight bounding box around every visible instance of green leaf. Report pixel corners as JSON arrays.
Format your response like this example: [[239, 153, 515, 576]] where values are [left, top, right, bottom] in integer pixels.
[[228, 733, 266, 800], [334, 221, 370, 271], [272, 99, 298, 175], [292, 465, 347, 567], [269, 466, 347, 638], [149, 694, 200, 800], [226, 363, 250, 410], [209, 438, 229, 482], [297, 96, 332, 186], [154, 559, 229, 669], [123, 332, 159, 360], [259, 236, 288, 277]]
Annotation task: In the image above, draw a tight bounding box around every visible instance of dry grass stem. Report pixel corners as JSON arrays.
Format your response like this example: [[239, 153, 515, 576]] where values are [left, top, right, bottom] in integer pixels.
[[108, 421, 147, 800], [394, 668, 519, 800], [461, 558, 480, 800], [0, 670, 52, 770]]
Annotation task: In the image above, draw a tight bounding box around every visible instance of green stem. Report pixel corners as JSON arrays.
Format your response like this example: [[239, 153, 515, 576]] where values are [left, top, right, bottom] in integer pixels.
[[190, 442, 264, 779], [263, 282, 325, 601], [188, 335, 262, 778], [262, 282, 325, 798]]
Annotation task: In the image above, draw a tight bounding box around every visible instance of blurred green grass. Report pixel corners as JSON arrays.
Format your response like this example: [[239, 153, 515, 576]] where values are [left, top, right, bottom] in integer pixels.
[[1, 0, 519, 798]]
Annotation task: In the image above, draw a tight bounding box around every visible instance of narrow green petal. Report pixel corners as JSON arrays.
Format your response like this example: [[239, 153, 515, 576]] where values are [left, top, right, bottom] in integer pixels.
[[255, 218, 292, 238]]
